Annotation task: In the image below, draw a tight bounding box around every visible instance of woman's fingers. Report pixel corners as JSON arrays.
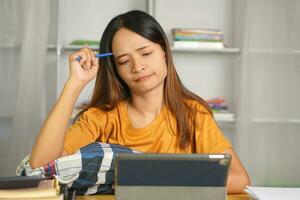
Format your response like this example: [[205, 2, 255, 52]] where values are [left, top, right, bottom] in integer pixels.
[[83, 48, 91, 69], [69, 48, 96, 70], [69, 51, 84, 62], [67, 48, 99, 85], [89, 50, 99, 69], [86, 48, 97, 69], [91, 54, 99, 67]]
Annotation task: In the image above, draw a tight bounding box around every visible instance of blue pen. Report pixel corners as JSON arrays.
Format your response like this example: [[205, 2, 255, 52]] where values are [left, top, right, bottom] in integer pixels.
[[76, 53, 113, 61]]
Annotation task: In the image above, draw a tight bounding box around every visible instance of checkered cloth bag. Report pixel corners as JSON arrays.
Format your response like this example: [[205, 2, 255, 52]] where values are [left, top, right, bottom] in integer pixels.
[[16, 142, 140, 195]]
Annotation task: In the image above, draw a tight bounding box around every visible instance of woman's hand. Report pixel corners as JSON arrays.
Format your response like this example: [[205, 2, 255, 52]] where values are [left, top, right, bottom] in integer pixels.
[[68, 47, 99, 87], [224, 148, 251, 193], [30, 48, 99, 169]]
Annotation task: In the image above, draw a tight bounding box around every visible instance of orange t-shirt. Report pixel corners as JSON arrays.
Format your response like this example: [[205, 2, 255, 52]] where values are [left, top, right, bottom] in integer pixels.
[[63, 100, 232, 154]]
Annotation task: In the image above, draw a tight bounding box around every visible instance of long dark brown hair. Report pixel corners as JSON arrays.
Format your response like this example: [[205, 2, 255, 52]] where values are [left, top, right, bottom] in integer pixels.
[[78, 10, 212, 149]]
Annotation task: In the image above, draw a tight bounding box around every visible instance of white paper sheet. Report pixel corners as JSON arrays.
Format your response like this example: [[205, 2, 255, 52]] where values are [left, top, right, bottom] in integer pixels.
[[245, 186, 300, 200]]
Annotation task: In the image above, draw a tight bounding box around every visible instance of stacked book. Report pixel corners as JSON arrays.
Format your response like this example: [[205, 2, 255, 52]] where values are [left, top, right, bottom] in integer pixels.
[[206, 97, 234, 122], [70, 39, 99, 46], [172, 28, 224, 49], [0, 176, 73, 200], [206, 96, 228, 113]]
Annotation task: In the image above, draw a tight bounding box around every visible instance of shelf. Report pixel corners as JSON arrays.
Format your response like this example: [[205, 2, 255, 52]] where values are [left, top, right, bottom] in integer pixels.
[[248, 49, 300, 54], [0, 45, 19, 48], [69, 112, 300, 124], [47, 44, 99, 51], [71, 109, 235, 123], [252, 118, 300, 124], [213, 112, 235, 122], [45, 45, 300, 54], [62, 44, 99, 51], [171, 47, 241, 54], [44, 45, 300, 54], [47, 44, 241, 54], [47, 44, 56, 50]]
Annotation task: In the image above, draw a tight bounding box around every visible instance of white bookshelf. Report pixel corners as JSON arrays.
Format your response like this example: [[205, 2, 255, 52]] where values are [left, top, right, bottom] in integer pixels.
[[62, 44, 99, 51], [47, 44, 56, 50], [171, 47, 241, 54], [252, 118, 300, 124], [48, 44, 241, 55], [213, 112, 235, 122], [71, 109, 235, 123], [248, 49, 300, 54]]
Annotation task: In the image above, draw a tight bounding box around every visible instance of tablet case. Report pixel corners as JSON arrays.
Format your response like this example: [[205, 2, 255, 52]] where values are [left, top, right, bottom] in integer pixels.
[[115, 153, 231, 200]]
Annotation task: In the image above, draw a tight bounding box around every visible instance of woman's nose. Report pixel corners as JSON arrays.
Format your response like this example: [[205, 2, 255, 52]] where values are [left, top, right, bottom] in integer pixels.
[[131, 56, 145, 73]]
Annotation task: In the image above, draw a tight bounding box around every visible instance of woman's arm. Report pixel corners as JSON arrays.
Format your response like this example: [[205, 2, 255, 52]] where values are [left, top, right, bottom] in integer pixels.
[[30, 48, 99, 169], [223, 148, 251, 194]]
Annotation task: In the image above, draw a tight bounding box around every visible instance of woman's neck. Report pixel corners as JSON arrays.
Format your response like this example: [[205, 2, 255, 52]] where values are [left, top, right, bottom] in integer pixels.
[[129, 89, 164, 117]]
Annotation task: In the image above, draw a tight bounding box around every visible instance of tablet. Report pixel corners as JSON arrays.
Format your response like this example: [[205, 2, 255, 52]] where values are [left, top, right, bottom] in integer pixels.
[[115, 153, 231, 200]]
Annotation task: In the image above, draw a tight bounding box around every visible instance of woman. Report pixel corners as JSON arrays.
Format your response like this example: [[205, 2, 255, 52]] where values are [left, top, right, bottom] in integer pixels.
[[30, 10, 250, 193]]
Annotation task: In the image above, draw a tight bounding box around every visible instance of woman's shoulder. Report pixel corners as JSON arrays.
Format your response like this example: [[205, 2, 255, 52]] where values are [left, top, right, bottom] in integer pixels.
[[184, 98, 210, 114], [81, 107, 103, 118], [80, 101, 125, 118]]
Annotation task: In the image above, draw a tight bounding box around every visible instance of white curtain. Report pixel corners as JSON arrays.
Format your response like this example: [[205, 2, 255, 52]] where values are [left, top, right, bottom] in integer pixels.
[[235, 0, 300, 186], [0, 0, 50, 175]]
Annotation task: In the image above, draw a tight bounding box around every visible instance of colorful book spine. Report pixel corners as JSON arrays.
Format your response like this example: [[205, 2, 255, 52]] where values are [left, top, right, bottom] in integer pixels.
[[172, 28, 225, 49], [206, 97, 228, 112]]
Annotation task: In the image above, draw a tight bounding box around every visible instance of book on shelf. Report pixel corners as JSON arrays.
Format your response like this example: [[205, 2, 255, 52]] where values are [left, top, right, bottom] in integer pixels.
[[0, 176, 72, 200], [205, 97, 235, 121], [172, 28, 225, 49], [70, 39, 99, 46], [173, 40, 224, 49], [206, 96, 228, 112], [172, 28, 223, 35]]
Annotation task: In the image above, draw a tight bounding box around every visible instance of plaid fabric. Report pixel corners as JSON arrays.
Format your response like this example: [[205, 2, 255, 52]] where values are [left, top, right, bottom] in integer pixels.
[[16, 142, 140, 195]]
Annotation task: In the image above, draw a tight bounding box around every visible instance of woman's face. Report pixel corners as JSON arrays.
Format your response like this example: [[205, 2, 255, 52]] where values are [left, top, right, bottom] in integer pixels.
[[112, 28, 167, 95]]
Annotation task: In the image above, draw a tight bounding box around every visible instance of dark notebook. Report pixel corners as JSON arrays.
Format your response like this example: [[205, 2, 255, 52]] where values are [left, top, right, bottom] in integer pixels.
[[0, 176, 42, 189]]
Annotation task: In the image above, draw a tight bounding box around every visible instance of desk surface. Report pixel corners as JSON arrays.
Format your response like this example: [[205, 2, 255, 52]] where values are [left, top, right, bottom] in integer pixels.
[[76, 194, 251, 200]]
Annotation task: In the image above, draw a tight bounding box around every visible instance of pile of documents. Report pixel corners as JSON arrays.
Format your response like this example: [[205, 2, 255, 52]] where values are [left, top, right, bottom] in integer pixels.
[[245, 186, 300, 200]]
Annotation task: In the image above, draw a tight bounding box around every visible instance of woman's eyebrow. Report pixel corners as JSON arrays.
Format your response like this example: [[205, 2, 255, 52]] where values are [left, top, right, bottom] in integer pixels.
[[116, 45, 151, 59], [136, 45, 150, 51]]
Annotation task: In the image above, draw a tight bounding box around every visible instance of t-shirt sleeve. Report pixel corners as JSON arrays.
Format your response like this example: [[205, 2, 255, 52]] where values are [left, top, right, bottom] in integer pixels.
[[194, 108, 232, 153], [63, 108, 105, 154]]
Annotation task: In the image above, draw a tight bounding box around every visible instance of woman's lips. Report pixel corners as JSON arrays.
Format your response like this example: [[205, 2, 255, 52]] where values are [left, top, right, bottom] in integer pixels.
[[135, 74, 153, 82]]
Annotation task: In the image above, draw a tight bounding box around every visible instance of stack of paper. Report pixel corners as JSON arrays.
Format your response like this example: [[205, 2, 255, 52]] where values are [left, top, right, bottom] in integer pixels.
[[245, 186, 300, 200]]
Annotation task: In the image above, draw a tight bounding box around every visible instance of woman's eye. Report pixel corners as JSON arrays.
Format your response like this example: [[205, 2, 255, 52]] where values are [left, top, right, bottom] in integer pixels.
[[118, 60, 129, 65], [142, 51, 152, 56]]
